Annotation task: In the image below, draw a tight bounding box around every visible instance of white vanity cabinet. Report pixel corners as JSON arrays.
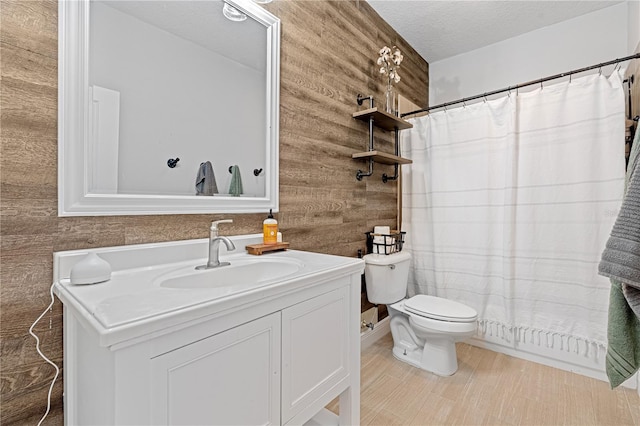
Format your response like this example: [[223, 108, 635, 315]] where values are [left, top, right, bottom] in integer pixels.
[[149, 287, 351, 426], [55, 239, 362, 426], [282, 287, 350, 424], [150, 312, 281, 426]]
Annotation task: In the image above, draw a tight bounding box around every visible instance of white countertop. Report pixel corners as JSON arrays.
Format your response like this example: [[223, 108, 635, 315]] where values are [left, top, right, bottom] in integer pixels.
[[53, 235, 364, 348]]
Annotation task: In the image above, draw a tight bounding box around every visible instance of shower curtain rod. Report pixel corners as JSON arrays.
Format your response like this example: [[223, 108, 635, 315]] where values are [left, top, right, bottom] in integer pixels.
[[401, 52, 640, 118]]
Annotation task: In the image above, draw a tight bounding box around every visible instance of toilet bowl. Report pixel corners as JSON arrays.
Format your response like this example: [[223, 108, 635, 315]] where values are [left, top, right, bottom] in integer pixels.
[[363, 252, 477, 376]]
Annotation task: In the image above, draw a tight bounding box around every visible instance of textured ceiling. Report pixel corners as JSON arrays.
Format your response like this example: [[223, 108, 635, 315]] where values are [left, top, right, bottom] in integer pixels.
[[368, 0, 623, 63]]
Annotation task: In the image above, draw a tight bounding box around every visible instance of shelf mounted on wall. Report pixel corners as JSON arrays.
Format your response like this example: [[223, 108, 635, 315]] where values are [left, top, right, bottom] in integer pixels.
[[352, 94, 413, 182]]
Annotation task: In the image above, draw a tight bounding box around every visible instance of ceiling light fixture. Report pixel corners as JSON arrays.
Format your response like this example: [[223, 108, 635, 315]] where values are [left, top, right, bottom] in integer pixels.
[[222, 3, 247, 22]]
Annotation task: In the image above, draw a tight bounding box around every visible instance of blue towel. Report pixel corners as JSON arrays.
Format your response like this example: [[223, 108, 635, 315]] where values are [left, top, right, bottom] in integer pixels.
[[195, 161, 218, 196], [228, 165, 243, 197]]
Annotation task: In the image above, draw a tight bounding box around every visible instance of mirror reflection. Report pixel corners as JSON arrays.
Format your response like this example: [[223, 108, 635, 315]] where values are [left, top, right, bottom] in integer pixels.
[[88, 0, 267, 197], [59, 0, 279, 215]]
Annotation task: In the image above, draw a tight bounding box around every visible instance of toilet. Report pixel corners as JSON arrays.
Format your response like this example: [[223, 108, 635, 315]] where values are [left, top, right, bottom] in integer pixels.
[[364, 251, 477, 376]]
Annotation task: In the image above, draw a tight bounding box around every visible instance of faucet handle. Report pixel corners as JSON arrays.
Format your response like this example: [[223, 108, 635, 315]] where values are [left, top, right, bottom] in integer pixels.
[[211, 219, 233, 231]]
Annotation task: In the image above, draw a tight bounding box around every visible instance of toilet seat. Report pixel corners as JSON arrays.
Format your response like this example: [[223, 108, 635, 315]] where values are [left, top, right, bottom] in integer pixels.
[[409, 313, 477, 335], [404, 295, 477, 323]]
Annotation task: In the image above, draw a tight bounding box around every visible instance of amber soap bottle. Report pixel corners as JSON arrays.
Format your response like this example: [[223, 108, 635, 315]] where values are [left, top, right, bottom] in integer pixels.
[[263, 209, 278, 244]]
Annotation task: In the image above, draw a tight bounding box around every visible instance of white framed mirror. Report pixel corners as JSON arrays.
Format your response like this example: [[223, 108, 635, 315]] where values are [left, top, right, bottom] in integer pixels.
[[58, 0, 280, 216]]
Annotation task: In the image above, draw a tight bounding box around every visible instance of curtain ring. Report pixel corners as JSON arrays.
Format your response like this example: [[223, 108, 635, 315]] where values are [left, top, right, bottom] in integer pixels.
[[599, 66, 602, 76], [443, 104, 447, 112], [540, 81, 543, 90], [463, 100, 467, 108], [569, 73, 572, 83], [483, 93, 487, 103]]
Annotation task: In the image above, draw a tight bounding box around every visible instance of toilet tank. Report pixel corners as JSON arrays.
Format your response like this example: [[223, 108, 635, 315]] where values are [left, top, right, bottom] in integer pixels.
[[363, 251, 411, 304]]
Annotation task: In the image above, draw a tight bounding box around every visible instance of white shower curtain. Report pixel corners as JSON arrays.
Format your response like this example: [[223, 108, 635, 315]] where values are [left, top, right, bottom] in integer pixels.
[[401, 72, 625, 356]]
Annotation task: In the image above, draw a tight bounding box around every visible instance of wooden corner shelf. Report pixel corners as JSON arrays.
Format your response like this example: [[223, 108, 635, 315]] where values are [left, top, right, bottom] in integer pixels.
[[352, 107, 413, 131], [352, 151, 412, 165]]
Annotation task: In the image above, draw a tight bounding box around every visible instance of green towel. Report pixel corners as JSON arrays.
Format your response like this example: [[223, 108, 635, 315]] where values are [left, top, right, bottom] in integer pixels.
[[607, 280, 640, 387], [228, 165, 243, 197], [605, 128, 640, 388]]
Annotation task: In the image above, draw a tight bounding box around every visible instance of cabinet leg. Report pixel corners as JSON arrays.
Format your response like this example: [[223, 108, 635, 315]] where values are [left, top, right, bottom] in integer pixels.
[[338, 386, 360, 425]]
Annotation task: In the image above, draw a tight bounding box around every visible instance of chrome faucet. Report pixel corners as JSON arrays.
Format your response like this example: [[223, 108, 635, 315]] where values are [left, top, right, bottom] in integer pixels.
[[196, 219, 236, 270]]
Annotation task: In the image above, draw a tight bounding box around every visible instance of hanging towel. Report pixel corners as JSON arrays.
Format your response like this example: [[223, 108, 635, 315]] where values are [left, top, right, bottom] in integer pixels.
[[599, 129, 640, 388], [195, 161, 218, 196], [622, 132, 640, 317], [228, 165, 243, 197], [600, 130, 640, 289], [606, 281, 640, 388]]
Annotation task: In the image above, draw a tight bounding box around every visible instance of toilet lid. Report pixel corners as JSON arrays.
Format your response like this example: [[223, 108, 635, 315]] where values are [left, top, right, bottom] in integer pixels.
[[404, 295, 477, 323]]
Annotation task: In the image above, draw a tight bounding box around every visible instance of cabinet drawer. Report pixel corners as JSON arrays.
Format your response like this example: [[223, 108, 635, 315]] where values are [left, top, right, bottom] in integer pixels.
[[150, 313, 281, 426], [281, 287, 350, 422]]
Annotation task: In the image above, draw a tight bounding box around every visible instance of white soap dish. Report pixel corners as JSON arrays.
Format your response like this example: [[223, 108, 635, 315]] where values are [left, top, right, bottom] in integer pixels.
[[70, 252, 112, 285]]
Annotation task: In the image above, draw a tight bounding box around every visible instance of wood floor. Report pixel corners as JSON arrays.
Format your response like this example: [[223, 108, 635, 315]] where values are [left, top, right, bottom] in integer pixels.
[[329, 333, 640, 425]]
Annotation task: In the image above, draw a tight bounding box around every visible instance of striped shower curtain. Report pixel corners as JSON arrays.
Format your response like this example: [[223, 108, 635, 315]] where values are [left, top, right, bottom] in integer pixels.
[[401, 72, 625, 357]]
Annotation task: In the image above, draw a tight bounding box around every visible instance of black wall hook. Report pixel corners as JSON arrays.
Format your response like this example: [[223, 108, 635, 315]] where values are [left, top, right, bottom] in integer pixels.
[[228, 166, 264, 176], [167, 158, 180, 168]]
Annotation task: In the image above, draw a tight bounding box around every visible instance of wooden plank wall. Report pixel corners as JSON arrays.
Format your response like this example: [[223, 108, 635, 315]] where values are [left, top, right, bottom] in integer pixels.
[[0, 0, 429, 423]]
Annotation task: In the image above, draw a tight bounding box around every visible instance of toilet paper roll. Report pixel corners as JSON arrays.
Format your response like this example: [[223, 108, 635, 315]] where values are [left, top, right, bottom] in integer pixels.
[[373, 226, 391, 244], [372, 226, 395, 254], [388, 237, 396, 253], [373, 238, 396, 254], [373, 226, 391, 235]]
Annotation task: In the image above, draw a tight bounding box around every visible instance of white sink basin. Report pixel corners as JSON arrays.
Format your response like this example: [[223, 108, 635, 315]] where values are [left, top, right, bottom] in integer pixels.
[[53, 235, 364, 346], [159, 258, 304, 289]]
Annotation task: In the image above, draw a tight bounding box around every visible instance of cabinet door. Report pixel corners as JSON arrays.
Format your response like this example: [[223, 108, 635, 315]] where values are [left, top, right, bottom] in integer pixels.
[[151, 313, 280, 426], [281, 287, 350, 422]]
